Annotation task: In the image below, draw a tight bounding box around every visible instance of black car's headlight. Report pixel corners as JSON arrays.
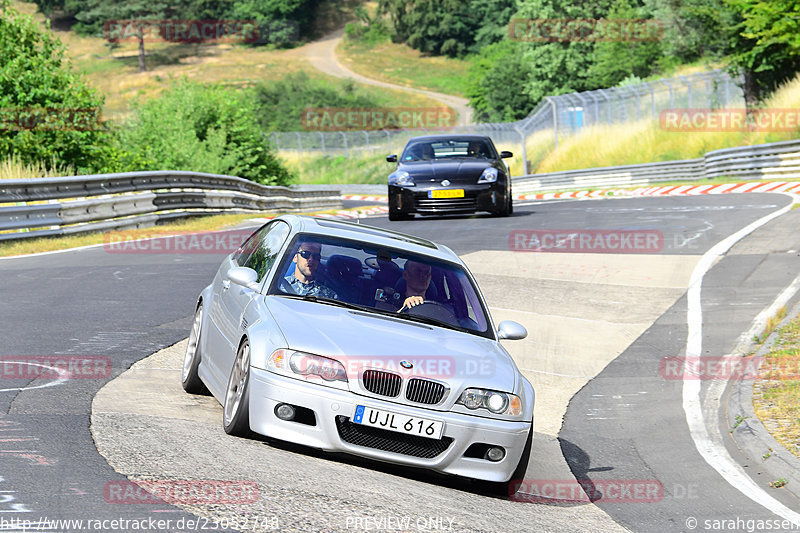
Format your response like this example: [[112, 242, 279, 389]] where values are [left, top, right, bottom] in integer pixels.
[[389, 170, 414, 186], [457, 388, 522, 416], [267, 349, 348, 390], [477, 168, 498, 184]]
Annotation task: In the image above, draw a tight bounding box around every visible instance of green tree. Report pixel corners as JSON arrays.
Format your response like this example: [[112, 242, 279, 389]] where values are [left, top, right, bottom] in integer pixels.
[[0, 0, 106, 170], [725, 0, 800, 106], [107, 80, 293, 186], [467, 39, 536, 122], [378, 0, 515, 57], [72, 0, 169, 72]]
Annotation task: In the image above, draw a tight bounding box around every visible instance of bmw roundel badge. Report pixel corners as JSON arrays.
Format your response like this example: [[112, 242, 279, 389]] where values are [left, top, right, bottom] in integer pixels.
[[400, 361, 413, 369]]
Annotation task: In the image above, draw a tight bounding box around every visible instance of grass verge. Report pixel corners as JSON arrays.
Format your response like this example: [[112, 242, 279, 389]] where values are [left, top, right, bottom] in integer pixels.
[[753, 313, 800, 460]]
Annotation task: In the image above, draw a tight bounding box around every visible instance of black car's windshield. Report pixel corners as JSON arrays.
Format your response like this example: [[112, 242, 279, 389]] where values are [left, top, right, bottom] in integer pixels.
[[268, 234, 492, 338], [401, 139, 495, 161]]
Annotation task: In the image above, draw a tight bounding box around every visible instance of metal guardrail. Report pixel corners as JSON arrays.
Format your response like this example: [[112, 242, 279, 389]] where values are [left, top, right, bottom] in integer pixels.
[[0, 171, 341, 241], [513, 139, 800, 193]]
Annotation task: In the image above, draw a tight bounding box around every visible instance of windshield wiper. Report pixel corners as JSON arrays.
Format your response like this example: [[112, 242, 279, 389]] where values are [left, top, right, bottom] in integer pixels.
[[275, 293, 367, 312], [392, 310, 471, 333]]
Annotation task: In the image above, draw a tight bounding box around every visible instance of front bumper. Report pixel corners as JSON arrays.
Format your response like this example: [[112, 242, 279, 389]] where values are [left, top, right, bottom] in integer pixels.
[[249, 367, 531, 482], [389, 184, 505, 216]]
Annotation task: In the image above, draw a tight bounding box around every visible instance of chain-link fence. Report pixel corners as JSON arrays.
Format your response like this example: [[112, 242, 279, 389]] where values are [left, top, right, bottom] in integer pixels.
[[271, 70, 744, 174]]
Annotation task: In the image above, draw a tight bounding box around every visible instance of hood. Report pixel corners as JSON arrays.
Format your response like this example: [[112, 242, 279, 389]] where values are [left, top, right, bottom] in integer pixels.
[[265, 297, 517, 395], [399, 159, 495, 184]]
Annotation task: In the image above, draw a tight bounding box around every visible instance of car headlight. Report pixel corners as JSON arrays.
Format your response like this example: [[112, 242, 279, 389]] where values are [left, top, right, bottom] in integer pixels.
[[457, 388, 522, 416], [388, 170, 414, 187], [477, 168, 498, 184], [267, 349, 348, 389]]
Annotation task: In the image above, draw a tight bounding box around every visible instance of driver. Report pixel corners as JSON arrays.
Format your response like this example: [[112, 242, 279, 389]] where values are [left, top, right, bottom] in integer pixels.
[[398, 260, 431, 311], [285, 241, 338, 299]]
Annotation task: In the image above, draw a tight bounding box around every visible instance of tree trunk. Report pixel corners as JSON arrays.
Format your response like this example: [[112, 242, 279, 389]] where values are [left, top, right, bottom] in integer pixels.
[[742, 69, 759, 113], [138, 32, 146, 73]]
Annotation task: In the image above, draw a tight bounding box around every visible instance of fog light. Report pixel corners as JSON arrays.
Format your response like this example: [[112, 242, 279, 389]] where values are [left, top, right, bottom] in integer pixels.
[[275, 403, 296, 421], [485, 446, 505, 462]]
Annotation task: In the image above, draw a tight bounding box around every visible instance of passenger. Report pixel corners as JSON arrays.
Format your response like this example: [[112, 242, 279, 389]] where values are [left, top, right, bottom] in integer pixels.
[[420, 144, 435, 160], [285, 241, 338, 299]]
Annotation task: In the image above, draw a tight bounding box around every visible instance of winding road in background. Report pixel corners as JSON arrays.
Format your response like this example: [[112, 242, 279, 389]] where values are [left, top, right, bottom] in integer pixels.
[[1, 193, 800, 531], [304, 29, 473, 126]]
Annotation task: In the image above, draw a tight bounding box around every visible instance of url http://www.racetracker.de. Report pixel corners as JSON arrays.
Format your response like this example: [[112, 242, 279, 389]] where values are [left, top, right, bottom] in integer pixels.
[[0, 515, 280, 531]]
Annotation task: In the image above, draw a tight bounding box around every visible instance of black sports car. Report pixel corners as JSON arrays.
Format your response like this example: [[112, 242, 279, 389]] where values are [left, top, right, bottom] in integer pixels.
[[385, 135, 514, 221]]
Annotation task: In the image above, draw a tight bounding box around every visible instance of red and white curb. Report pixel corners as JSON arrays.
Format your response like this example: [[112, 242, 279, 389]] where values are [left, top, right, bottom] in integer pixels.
[[342, 194, 388, 202], [516, 181, 800, 201]]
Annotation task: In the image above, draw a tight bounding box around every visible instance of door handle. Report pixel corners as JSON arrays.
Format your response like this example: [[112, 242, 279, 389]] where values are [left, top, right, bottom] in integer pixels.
[[222, 279, 231, 291]]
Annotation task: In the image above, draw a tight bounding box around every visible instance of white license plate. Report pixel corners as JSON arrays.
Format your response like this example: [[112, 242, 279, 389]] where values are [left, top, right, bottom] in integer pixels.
[[352, 405, 444, 440]]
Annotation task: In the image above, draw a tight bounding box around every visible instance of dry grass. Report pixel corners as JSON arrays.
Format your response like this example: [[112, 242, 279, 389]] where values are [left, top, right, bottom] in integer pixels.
[[0, 154, 76, 180], [753, 314, 800, 459], [754, 307, 788, 344], [338, 37, 470, 98], [535, 73, 800, 173]]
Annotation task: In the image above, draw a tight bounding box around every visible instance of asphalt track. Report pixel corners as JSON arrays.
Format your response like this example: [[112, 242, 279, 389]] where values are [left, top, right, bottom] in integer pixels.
[[1, 193, 799, 532]]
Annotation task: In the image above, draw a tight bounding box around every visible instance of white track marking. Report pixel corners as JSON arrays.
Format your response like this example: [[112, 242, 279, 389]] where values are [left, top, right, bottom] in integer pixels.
[[0, 363, 69, 392], [683, 194, 800, 523]]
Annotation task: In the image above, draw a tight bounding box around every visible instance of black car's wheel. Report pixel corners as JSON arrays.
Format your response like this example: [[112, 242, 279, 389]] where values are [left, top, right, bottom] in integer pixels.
[[223, 339, 252, 437], [477, 424, 532, 498], [182, 303, 209, 395], [389, 210, 412, 221], [495, 193, 512, 217]]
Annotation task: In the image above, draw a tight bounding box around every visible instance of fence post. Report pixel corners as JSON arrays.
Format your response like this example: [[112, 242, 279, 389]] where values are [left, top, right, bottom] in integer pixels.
[[514, 125, 528, 175], [597, 88, 612, 124], [340, 131, 348, 158], [319, 132, 325, 156], [364, 131, 370, 155], [679, 75, 692, 109], [547, 97, 558, 148], [295, 132, 303, 156], [646, 82, 656, 119]]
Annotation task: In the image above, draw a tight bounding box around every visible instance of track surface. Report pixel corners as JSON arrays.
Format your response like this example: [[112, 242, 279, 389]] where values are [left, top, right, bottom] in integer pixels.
[[0, 193, 798, 531]]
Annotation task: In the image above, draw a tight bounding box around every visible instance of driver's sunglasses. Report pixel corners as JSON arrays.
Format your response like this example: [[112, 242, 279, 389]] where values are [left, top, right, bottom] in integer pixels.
[[296, 250, 321, 261]]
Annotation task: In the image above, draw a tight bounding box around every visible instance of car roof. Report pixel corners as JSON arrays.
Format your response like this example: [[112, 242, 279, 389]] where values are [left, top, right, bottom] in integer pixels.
[[406, 134, 494, 143], [272, 215, 461, 262]]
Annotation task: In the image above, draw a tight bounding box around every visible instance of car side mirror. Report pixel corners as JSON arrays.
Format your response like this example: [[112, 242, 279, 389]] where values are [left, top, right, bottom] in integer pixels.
[[228, 266, 260, 290], [500, 151, 513, 159], [497, 320, 527, 340], [386, 154, 398, 163]]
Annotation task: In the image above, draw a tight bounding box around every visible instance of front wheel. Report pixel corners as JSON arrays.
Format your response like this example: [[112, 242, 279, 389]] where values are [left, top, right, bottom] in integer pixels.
[[182, 304, 209, 394], [223, 339, 252, 437]]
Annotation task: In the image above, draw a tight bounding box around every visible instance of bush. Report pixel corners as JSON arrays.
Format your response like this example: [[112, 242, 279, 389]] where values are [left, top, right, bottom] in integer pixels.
[[103, 80, 293, 186], [251, 71, 381, 132]]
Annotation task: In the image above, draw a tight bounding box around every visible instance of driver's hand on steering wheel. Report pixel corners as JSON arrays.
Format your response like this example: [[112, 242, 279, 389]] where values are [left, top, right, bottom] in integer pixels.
[[399, 296, 424, 312]]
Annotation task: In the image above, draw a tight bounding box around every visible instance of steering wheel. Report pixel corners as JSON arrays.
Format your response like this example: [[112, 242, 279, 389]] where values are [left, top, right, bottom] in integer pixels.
[[400, 300, 459, 326]]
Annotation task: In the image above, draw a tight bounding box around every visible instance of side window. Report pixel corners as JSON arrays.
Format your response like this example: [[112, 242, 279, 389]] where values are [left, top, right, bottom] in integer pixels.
[[238, 222, 290, 282]]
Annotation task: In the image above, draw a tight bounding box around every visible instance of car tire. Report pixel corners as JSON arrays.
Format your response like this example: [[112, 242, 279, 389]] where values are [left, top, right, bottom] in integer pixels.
[[181, 303, 209, 395], [223, 339, 252, 437], [494, 193, 512, 217], [479, 424, 532, 498], [389, 210, 411, 221]]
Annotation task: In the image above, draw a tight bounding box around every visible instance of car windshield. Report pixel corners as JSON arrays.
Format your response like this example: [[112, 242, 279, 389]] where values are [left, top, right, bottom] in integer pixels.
[[401, 139, 494, 161], [268, 234, 492, 338]]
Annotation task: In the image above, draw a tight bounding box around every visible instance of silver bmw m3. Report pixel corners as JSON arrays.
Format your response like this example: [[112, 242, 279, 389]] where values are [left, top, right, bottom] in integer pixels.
[[182, 214, 533, 492]]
